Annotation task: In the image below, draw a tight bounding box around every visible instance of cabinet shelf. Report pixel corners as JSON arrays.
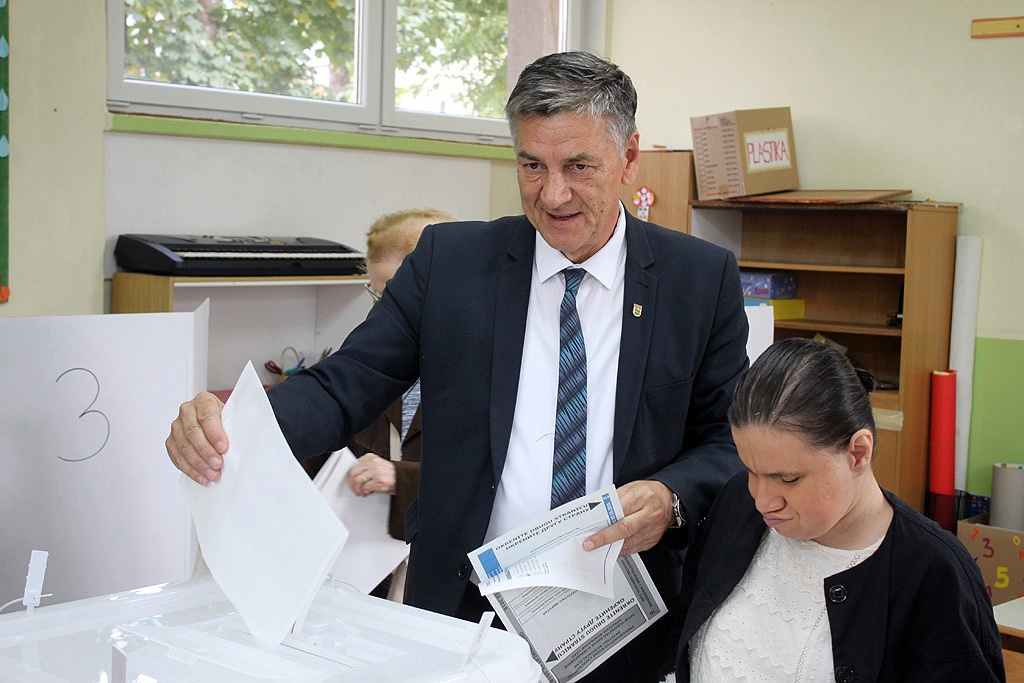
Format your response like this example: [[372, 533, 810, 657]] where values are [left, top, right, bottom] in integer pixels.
[[738, 260, 905, 276], [871, 389, 900, 411], [171, 275, 366, 287], [691, 193, 958, 511], [111, 271, 372, 391], [774, 319, 903, 337]]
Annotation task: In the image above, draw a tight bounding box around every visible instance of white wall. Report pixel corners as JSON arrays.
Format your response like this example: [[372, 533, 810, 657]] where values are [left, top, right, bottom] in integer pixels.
[[608, 0, 1024, 340], [104, 134, 493, 277], [4, 0, 106, 316]]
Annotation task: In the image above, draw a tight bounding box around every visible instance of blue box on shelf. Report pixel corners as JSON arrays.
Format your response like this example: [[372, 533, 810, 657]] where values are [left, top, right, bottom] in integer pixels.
[[740, 271, 797, 299]]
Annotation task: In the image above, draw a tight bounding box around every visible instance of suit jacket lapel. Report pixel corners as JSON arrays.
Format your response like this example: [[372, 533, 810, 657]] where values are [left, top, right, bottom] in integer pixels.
[[489, 220, 535, 482], [614, 216, 656, 478]]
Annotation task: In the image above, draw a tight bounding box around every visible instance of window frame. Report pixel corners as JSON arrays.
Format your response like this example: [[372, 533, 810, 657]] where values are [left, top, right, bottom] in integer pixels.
[[106, 0, 605, 145], [379, 0, 508, 142], [107, 1, 384, 130]]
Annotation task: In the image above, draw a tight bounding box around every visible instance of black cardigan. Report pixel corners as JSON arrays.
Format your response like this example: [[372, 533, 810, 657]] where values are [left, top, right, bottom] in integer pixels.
[[674, 471, 1005, 682]]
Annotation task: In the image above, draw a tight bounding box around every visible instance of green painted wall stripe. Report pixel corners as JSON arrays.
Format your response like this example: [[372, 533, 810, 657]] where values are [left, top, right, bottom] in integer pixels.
[[966, 336, 1024, 497], [109, 114, 516, 161]]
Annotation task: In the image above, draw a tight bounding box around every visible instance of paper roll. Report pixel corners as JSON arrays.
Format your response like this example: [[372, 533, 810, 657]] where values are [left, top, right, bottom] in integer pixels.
[[929, 370, 956, 496], [991, 463, 1024, 530], [949, 235, 982, 490]]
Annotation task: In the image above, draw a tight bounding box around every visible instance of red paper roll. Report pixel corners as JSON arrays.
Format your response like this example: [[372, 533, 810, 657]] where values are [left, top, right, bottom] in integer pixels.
[[928, 370, 956, 496]]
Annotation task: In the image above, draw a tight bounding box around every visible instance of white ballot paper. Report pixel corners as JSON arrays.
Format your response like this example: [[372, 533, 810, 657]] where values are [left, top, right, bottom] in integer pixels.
[[181, 361, 349, 644], [313, 448, 410, 593], [468, 488, 667, 683]]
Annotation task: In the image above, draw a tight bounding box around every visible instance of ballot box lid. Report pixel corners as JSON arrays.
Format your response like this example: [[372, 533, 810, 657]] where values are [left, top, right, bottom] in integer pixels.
[[0, 575, 541, 682]]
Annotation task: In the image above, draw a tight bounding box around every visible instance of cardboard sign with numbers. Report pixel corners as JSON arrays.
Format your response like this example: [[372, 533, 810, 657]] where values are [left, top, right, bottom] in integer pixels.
[[958, 514, 1024, 605]]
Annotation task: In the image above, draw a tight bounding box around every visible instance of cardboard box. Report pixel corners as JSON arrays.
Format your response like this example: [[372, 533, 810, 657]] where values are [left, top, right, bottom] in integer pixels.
[[690, 107, 799, 200], [740, 271, 797, 299], [956, 513, 1024, 605], [744, 297, 805, 320]]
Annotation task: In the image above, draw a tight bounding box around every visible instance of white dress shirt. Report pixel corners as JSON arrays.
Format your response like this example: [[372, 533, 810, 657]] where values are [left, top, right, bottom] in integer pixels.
[[484, 204, 627, 542]]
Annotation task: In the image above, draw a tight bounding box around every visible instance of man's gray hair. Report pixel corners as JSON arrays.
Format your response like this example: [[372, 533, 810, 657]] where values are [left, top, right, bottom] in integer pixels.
[[505, 51, 638, 154]]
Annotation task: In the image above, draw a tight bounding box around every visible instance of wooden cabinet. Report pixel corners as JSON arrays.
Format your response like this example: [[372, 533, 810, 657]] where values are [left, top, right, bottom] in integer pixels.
[[111, 271, 371, 391], [690, 191, 959, 511], [619, 150, 697, 233]]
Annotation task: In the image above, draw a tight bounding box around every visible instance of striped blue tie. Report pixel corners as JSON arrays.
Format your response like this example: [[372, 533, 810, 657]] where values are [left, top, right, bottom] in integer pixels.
[[552, 267, 587, 509]]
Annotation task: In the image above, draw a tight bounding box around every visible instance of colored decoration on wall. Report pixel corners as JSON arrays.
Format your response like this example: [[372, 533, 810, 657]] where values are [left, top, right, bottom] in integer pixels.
[[0, 0, 8, 302], [632, 186, 655, 221]]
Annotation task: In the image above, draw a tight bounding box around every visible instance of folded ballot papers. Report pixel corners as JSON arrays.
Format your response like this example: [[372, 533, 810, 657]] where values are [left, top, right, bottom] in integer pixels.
[[469, 488, 667, 683], [180, 361, 349, 644], [312, 447, 411, 593]]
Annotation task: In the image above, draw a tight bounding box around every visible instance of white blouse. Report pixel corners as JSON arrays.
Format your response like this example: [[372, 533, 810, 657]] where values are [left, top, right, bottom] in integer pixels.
[[689, 528, 884, 682]]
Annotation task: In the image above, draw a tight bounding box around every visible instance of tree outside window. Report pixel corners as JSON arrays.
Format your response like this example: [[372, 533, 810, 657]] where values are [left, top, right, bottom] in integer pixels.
[[120, 0, 558, 127]]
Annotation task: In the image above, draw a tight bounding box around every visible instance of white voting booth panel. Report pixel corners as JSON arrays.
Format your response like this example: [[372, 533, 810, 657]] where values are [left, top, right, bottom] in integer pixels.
[[0, 575, 542, 683], [0, 305, 208, 605]]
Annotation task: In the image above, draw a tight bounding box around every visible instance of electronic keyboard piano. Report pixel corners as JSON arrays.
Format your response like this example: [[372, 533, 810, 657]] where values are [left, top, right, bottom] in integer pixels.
[[114, 233, 366, 277]]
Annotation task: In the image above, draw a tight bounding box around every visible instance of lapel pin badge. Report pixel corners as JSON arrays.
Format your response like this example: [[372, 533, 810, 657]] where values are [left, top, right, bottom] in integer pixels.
[[632, 303, 643, 318]]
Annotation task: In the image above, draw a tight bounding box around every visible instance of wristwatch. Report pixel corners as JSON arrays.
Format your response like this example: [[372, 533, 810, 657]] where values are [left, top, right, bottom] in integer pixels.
[[670, 493, 687, 529]]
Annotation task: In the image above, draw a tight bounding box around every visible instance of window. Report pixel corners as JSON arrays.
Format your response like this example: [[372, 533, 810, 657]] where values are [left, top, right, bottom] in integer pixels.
[[107, 0, 603, 145]]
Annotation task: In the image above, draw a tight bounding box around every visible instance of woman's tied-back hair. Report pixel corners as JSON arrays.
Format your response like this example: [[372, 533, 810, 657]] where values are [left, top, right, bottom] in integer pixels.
[[365, 207, 455, 266], [504, 50, 637, 155], [728, 337, 878, 451]]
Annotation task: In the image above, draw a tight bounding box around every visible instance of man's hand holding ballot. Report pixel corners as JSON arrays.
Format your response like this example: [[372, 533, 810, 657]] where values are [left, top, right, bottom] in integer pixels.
[[469, 488, 667, 683], [581, 480, 676, 555]]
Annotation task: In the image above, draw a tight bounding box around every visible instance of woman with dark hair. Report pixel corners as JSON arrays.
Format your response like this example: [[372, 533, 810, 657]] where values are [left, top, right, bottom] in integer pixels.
[[672, 337, 1004, 682]]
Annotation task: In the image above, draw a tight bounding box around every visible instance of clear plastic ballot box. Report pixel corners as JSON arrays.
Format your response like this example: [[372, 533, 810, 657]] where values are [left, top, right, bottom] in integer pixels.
[[0, 575, 542, 682]]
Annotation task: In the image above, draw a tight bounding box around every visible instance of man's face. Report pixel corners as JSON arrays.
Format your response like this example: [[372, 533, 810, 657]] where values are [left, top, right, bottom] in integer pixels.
[[514, 113, 639, 264]]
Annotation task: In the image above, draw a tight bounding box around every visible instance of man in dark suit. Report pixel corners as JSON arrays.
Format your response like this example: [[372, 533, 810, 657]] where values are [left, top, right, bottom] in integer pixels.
[[167, 51, 748, 682]]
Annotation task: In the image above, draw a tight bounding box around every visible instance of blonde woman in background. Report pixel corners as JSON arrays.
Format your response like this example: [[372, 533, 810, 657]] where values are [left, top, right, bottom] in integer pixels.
[[346, 207, 455, 602]]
